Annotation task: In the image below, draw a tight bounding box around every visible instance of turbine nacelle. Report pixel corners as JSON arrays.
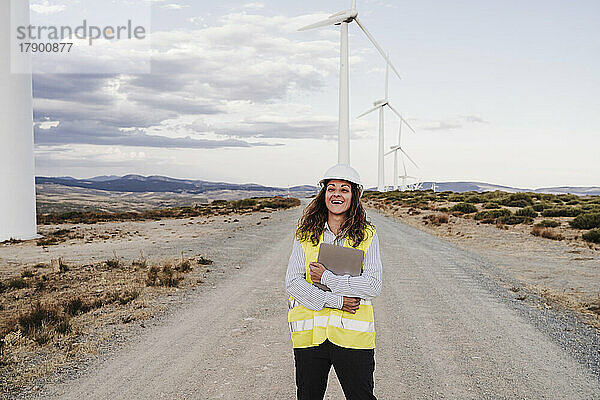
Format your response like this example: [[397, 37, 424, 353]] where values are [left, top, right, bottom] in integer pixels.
[[373, 99, 387, 107]]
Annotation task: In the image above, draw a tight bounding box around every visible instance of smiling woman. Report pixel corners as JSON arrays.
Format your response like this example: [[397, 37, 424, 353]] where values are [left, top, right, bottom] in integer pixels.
[[285, 164, 383, 400]]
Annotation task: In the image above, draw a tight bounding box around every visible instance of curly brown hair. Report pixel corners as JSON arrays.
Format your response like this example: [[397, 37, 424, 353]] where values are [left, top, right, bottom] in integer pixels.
[[296, 179, 373, 248]]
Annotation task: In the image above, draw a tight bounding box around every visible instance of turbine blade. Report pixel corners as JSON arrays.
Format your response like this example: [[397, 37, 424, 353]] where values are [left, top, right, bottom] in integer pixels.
[[384, 148, 396, 156], [401, 118, 417, 134], [401, 154, 408, 175], [388, 103, 417, 134], [386, 103, 402, 119], [298, 13, 350, 31], [398, 147, 419, 169], [354, 17, 402, 80], [356, 104, 380, 119]]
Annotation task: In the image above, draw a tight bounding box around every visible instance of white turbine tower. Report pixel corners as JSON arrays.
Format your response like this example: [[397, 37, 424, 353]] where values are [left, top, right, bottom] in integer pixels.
[[356, 58, 403, 192], [0, 1, 38, 241], [299, 0, 400, 165], [387, 113, 418, 190], [385, 128, 420, 192]]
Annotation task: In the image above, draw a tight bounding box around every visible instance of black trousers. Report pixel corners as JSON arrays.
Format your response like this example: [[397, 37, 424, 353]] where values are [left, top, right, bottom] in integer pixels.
[[293, 339, 376, 400]]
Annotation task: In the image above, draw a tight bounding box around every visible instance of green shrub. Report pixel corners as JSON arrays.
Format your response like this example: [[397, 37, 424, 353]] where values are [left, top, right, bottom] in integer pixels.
[[231, 198, 258, 208], [569, 213, 600, 229], [448, 194, 465, 202], [451, 203, 478, 214], [532, 202, 551, 212], [474, 209, 512, 221], [483, 202, 501, 209], [515, 207, 538, 218], [582, 228, 600, 244], [535, 220, 559, 228], [507, 199, 530, 208], [541, 207, 583, 218], [498, 215, 533, 225], [500, 193, 533, 207], [465, 195, 484, 204]]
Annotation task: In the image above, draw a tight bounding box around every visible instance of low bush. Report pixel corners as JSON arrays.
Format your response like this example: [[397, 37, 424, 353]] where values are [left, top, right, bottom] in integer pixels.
[[8, 278, 28, 290], [532, 202, 552, 212], [483, 202, 501, 209], [499, 193, 533, 207], [535, 220, 560, 228], [464, 195, 484, 204], [582, 228, 600, 244], [423, 214, 449, 226], [531, 226, 564, 241], [497, 215, 534, 225], [448, 194, 465, 202], [197, 256, 213, 265], [17, 301, 68, 337], [541, 207, 583, 218], [569, 213, 600, 230], [451, 203, 478, 214], [474, 209, 512, 221], [515, 207, 538, 218], [146, 264, 182, 287]]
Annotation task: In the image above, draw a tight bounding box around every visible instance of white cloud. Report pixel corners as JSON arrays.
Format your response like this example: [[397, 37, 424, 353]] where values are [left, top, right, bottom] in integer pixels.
[[162, 3, 189, 10], [242, 2, 265, 10], [30, 0, 66, 15]]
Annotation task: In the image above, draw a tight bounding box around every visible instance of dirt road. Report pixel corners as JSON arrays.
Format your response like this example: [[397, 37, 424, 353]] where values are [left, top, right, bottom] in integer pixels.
[[36, 201, 600, 399]]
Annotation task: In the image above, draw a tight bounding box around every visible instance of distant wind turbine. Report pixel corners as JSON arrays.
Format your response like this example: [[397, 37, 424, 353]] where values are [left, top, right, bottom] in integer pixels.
[[385, 140, 419, 192], [299, 0, 400, 165], [357, 58, 404, 191], [386, 113, 418, 191]]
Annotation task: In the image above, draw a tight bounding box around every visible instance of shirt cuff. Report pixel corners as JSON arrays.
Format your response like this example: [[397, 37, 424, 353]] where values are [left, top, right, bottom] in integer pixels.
[[321, 269, 335, 287], [324, 291, 343, 309]]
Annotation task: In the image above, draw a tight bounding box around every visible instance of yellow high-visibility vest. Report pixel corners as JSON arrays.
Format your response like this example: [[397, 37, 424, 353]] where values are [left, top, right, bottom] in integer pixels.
[[288, 225, 376, 349]]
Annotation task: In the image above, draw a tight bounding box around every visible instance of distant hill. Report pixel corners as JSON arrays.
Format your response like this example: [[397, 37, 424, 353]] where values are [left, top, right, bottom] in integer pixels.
[[35, 175, 317, 198], [35, 175, 600, 197], [413, 182, 600, 196]]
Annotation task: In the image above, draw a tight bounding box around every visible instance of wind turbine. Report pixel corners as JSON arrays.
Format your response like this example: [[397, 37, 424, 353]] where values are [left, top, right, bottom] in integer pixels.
[[299, 0, 400, 165], [386, 112, 418, 191], [0, 1, 38, 241], [356, 57, 403, 192]]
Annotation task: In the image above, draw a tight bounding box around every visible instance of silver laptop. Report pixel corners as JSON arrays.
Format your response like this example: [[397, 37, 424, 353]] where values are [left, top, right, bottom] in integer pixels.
[[313, 242, 365, 291]]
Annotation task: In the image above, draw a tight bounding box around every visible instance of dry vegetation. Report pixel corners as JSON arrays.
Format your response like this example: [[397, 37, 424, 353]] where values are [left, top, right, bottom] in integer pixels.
[[363, 189, 600, 329], [0, 196, 299, 394], [363, 189, 600, 247]]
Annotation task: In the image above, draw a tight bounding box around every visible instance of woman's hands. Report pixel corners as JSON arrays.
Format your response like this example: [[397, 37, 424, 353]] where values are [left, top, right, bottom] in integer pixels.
[[342, 296, 361, 314], [310, 262, 361, 314], [309, 262, 326, 283]]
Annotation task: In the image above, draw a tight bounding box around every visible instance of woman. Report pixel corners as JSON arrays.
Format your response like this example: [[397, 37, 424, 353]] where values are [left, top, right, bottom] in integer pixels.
[[285, 163, 383, 400]]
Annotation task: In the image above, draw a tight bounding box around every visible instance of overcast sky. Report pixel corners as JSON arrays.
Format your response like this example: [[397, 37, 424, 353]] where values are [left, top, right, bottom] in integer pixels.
[[31, 0, 600, 189]]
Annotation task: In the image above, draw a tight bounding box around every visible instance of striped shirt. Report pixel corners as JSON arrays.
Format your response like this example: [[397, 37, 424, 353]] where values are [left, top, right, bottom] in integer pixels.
[[285, 221, 383, 311]]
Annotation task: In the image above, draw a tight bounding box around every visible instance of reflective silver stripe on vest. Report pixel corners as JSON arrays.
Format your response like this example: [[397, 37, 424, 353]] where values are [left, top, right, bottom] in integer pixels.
[[289, 315, 329, 332], [328, 314, 375, 333], [289, 319, 313, 332], [360, 299, 372, 306]]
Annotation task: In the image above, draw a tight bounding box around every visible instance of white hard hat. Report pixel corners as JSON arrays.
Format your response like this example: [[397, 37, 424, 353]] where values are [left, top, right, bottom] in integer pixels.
[[318, 163, 364, 197]]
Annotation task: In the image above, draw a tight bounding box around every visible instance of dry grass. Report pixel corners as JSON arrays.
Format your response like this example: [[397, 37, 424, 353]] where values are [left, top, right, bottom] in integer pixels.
[[0, 252, 195, 393], [37, 196, 299, 226], [530, 225, 564, 240]]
